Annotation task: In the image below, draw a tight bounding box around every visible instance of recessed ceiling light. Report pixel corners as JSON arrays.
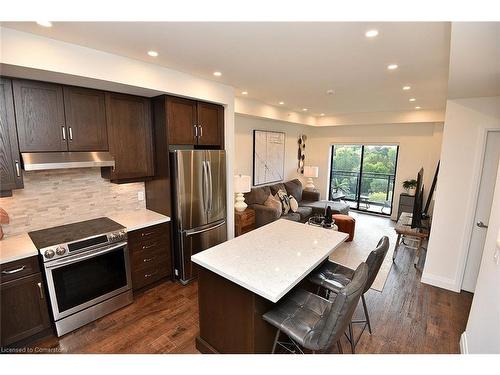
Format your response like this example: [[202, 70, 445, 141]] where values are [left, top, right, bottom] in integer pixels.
[[302, 108, 308, 112], [409, 98, 416, 102], [326, 89, 335, 95], [241, 91, 248, 95], [147, 50, 158, 57], [365, 29, 379, 38], [36, 21, 52, 27], [320, 113, 325, 116], [387, 64, 398, 70], [403, 86, 411, 90], [415, 106, 421, 110], [213, 71, 222, 77], [279, 101, 285, 105]]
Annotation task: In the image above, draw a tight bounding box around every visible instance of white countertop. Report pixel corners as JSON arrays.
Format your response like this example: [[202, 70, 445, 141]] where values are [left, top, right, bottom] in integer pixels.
[[0, 209, 170, 264], [0, 233, 39, 264], [191, 219, 348, 303], [108, 209, 170, 232]]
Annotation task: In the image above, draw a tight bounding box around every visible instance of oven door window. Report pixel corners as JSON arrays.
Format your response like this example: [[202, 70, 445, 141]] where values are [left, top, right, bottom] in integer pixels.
[[52, 248, 128, 313]]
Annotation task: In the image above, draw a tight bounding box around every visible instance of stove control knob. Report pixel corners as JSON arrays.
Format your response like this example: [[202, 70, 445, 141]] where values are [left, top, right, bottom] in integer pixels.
[[56, 246, 66, 256], [44, 249, 55, 259]]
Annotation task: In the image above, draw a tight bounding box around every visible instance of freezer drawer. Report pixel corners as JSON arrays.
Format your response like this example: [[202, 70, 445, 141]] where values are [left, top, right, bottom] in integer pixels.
[[177, 220, 227, 284]]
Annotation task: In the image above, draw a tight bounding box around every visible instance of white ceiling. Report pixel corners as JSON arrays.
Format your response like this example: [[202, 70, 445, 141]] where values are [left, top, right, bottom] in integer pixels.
[[2, 22, 452, 116]]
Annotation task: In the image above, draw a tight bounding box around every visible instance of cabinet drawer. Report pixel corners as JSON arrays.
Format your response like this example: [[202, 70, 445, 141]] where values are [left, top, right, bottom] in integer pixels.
[[1, 256, 40, 284], [131, 239, 170, 269], [128, 223, 169, 243], [132, 258, 171, 290]]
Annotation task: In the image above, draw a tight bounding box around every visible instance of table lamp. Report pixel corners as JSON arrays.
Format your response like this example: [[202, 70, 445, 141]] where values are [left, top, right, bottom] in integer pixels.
[[303, 166, 319, 191], [234, 174, 251, 212]]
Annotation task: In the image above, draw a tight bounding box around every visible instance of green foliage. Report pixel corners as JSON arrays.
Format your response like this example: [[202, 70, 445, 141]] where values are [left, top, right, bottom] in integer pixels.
[[370, 178, 387, 193], [332, 178, 350, 193], [332, 146, 361, 172], [369, 192, 387, 202], [402, 179, 417, 190]]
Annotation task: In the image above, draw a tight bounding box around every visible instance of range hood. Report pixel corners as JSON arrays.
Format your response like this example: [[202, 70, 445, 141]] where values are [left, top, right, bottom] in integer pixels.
[[21, 152, 115, 171]]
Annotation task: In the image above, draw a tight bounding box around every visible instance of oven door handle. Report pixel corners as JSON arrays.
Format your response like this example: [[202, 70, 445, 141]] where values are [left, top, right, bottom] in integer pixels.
[[45, 241, 127, 269]]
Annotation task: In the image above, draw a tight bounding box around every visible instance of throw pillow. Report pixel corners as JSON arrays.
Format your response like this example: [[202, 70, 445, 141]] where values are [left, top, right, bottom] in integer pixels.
[[276, 189, 290, 215], [264, 194, 282, 219], [289, 196, 299, 212]]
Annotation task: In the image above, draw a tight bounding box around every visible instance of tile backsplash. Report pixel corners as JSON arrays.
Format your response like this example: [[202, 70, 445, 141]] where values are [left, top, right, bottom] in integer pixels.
[[0, 168, 146, 237]]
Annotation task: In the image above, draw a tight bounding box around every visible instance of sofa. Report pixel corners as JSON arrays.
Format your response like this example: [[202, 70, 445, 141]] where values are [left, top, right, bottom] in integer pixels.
[[244, 179, 349, 228]]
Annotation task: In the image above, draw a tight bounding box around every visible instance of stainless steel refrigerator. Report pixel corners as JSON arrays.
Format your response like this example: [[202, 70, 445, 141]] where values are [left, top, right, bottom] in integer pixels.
[[171, 150, 227, 284]]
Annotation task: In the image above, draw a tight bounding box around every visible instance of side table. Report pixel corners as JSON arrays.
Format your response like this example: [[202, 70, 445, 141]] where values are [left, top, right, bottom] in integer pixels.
[[235, 208, 256, 237]]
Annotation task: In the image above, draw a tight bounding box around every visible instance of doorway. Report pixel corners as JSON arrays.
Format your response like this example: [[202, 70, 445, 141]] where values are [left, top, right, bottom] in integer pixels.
[[462, 130, 500, 292], [329, 144, 399, 216]]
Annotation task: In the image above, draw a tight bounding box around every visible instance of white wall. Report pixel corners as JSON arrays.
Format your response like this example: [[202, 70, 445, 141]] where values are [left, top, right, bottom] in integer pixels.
[[307, 123, 443, 220], [0, 27, 236, 238], [234, 114, 308, 186], [423, 97, 500, 291], [462, 163, 500, 353]]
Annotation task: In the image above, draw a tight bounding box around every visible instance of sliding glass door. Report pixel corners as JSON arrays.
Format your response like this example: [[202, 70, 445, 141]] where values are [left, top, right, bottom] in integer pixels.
[[329, 144, 399, 215]]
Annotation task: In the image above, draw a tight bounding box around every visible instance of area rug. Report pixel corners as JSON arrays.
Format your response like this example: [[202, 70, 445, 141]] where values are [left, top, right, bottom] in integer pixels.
[[329, 211, 397, 292]]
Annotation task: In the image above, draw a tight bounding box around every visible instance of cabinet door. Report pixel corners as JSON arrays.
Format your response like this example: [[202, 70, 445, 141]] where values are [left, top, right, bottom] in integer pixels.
[[0, 78, 23, 195], [1, 273, 51, 347], [63, 86, 108, 151], [167, 96, 197, 145], [13, 80, 67, 152], [197, 102, 224, 147], [105, 93, 154, 180]]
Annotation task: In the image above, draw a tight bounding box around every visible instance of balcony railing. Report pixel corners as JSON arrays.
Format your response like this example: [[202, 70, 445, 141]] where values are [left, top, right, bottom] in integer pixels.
[[329, 170, 396, 209]]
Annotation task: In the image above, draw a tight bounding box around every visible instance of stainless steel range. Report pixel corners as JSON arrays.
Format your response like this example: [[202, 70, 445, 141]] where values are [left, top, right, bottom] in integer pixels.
[[29, 217, 133, 337]]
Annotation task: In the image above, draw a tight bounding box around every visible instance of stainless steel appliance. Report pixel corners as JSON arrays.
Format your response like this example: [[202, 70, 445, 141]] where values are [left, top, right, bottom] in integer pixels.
[[29, 218, 132, 337], [171, 150, 227, 284]]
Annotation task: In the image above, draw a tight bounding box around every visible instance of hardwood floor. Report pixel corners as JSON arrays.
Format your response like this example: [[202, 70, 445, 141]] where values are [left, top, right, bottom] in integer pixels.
[[27, 248, 472, 354]]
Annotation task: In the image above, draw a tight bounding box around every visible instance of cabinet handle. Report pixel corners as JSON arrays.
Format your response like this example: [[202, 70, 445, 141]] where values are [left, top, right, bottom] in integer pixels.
[[62, 126, 66, 141], [143, 258, 153, 263], [142, 243, 157, 250], [37, 282, 44, 299], [144, 270, 158, 278], [199, 125, 203, 137], [194, 124, 198, 138], [1, 265, 26, 275], [14, 160, 21, 177], [141, 232, 155, 237], [68, 127, 73, 140]]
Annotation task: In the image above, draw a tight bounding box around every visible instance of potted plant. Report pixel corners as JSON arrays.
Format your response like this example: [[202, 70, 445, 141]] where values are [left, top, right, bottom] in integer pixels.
[[402, 179, 417, 195], [332, 178, 350, 194]]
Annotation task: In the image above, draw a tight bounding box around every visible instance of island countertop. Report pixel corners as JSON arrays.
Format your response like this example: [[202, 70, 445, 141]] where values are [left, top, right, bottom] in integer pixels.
[[191, 219, 348, 303]]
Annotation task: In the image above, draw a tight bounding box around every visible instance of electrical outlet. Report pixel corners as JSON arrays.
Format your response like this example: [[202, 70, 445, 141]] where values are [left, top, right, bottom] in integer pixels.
[[137, 191, 145, 201]]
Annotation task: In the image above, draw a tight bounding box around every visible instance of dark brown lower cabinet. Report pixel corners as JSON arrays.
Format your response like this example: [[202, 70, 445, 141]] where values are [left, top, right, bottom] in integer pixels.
[[128, 223, 172, 291], [1, 260, 51, 347]]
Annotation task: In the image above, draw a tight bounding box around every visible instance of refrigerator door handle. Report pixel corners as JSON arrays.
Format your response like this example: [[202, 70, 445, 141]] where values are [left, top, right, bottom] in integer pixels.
[[207, 161, 213, 212], [202, 161, 208, 214], [185, 220, 226, 237]]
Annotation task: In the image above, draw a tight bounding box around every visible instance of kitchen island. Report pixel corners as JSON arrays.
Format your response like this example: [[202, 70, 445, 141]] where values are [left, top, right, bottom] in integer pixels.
[[191, 219, 348, 354]]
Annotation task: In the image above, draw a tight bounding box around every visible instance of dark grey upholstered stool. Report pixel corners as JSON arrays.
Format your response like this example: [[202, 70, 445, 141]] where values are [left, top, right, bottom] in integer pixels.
[[308, 236, 390, 353], [262, 263, 368, 354]]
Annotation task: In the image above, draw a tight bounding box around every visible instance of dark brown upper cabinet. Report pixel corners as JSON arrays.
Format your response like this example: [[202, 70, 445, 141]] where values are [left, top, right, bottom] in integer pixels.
[[63, 86, 108, 151], [197, 101, 224, 147], [103, 92, 154, 181], [166, 96, 224, 148], [167, 96, 197, 145], [0, 78, 23, 196], [13, 79, 67, 152], [13, 80, 109, 153]]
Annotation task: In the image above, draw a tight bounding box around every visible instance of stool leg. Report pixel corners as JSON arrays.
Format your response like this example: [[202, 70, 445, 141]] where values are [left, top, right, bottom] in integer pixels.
[[414, 238, 423, 268], [337, 340, 343, 354], [348, 322, 355, 354], [362, 294, 372, 335], [271, 329, 280, 354], [393, 233, 401, 262]]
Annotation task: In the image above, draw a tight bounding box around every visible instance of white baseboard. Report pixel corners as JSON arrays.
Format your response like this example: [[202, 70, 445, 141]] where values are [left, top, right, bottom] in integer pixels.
[[460, 332, 468, 354], [421, 273, 460, 292]]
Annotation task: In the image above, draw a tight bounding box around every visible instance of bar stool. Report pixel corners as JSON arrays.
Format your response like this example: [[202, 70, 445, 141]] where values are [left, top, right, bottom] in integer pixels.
[[308, 236, 389, 353], [262, 263, 368, 354]]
